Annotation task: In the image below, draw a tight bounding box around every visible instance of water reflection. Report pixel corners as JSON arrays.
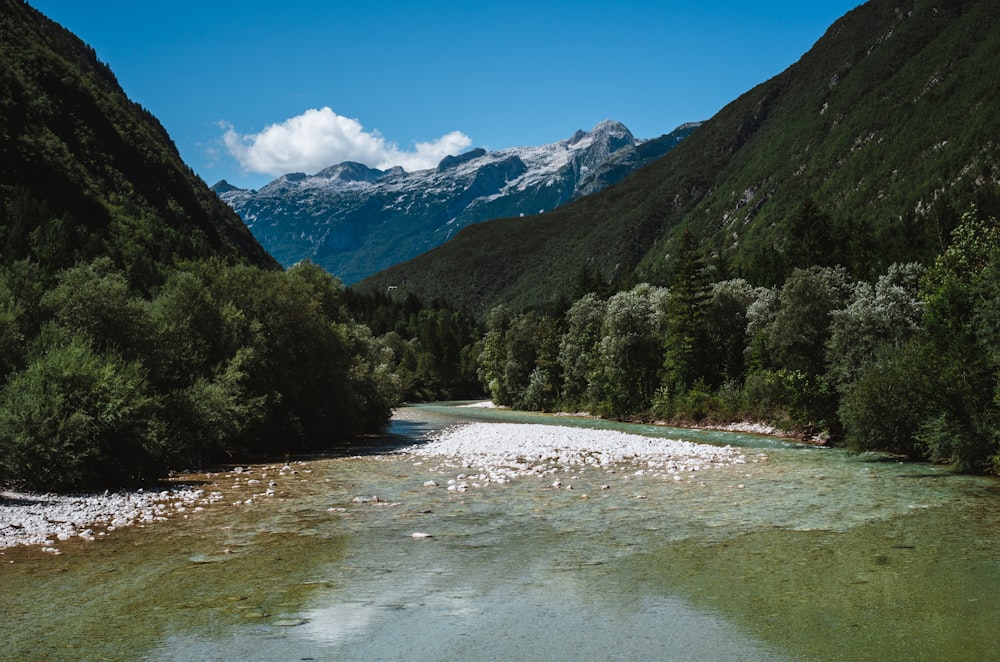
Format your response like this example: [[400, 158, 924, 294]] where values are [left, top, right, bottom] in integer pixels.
[[2, 403, 998, 661]]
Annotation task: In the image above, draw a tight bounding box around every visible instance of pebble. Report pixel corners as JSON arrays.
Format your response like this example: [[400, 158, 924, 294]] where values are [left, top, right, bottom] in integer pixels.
[[1, 464, 287, 550], [399, 422, 759, 494]]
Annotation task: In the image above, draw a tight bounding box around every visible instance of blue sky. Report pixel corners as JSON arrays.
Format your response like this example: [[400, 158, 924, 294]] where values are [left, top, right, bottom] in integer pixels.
[[31, 1, 861, 190]]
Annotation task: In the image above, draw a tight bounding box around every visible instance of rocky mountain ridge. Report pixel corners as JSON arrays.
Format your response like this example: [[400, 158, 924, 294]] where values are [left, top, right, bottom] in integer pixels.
[[358, 0, 1000, 314], [215, 120, 698, 283]]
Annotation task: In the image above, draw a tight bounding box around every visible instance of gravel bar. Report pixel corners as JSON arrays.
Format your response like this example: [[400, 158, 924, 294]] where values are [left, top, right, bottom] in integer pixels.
[[401, 422, 759, 491]]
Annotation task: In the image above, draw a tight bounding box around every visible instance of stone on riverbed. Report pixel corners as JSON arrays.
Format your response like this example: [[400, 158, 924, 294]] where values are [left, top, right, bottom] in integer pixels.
[[399, 422, 761, 492]]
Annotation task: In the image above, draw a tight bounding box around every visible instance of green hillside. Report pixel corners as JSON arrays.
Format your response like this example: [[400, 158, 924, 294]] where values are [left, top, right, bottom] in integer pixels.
[[0, 0, 276, 282], [0, 1, 398, 490], [359, 0, 1000, 314]]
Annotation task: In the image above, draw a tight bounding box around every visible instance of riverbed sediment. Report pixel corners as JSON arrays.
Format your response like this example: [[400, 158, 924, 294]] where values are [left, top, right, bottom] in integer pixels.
[[0, 486, 222, 551], [1, 420, 759, 550], [400, 421, 761, 490], [0, 460, 313, 550]]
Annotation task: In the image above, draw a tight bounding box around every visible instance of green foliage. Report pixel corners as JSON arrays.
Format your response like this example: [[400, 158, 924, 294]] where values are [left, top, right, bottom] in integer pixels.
[[841, 207, 1000, 470], [344, 287, 483, 401], [40, 257, 152, 360], [591, 285, 666, 417], [907, 207, 1000, 470], [478, 308, 561, 410], [474, 205, 998, 473], [557, 293, 607, 411], [0, 338, 163, 490], [785, 198, 832, 270], [162, 347, 266, 468], [478, 305, 515, 406], [518, 315, 562, 411], [661, 228, 711, 391], [839, 340, 936, 457], [358, 0, 1000, 315], [825, 262, 925, 394], [738, 369, 833, 431], [704, 279, 765, 385], [0, 1, 276, 290], [0, 258, 403, 490], [0, 262, 43, 382], [0, 4, 401, 491], [757, 267, 853, 377], [147, 269, 230, 389]]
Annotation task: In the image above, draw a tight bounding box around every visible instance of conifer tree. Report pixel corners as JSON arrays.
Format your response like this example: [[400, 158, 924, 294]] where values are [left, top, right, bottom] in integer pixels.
[[662, 227, 711, 391]]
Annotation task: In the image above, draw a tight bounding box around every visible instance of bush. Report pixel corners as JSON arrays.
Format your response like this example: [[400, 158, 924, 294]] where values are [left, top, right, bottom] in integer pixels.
[[916, 413, 1000, 474], [0, 338, 164, 490], [839, 341, 934, 457], [743, 368, 834, 431]]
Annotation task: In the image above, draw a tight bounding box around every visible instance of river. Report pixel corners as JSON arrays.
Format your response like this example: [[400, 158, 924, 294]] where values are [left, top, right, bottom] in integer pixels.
[[2, 402, 998, 661]]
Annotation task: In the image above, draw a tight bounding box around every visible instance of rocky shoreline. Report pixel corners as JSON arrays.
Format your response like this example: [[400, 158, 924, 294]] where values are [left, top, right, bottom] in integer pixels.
[[0, 461, 311, 552], [464, 400, 825, 444], [0, 488, 211, 554], [0, 486, 222, 552]]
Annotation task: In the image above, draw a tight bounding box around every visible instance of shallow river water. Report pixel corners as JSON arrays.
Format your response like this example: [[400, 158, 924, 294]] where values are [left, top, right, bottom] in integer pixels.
[[2, 403, 999, 661]]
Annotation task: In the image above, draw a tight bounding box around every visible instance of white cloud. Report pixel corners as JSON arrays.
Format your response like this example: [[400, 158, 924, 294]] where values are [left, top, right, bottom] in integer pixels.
[[220, 107, 472, 175]]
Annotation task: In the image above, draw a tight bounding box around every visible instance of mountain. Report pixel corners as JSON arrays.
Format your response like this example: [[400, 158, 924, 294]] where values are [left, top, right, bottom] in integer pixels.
[[0, 0, 277, 279], [358, 0, 1000, 315], [215, 121, 698, 284]]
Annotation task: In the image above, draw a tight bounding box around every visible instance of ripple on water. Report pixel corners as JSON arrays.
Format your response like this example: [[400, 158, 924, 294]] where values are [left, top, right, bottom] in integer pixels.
[[4, 404, 1000, 662]]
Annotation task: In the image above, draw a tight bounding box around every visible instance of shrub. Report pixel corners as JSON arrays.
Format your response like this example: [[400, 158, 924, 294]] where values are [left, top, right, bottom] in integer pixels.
[[0, 338, 164, 490], [839, 341, 934, 457]]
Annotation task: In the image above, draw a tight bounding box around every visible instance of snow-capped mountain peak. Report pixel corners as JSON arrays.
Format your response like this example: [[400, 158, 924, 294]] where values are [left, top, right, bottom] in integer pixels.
[[214, 121, 698, 284]]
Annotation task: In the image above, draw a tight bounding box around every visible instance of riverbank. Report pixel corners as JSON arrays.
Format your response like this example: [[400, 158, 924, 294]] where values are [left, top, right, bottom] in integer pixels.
[[0, 461, 312, 551], [0, 487, 217, 551], [463, 399, 824, 444]]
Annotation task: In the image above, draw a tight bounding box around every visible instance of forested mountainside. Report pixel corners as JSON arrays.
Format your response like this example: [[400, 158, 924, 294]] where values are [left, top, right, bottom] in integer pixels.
[[358, 0, 1000, 473], [359, 0, 1000, 315], [0, 0, 276, 281], [215, 121, 698, 284], [0, 1, 398, 490]]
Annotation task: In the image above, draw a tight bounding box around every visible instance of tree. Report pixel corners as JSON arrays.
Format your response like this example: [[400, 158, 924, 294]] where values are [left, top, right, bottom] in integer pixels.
[[163, 347, 266, 468], [785, 197, 834, 270], [838, 339, 935, 457], [914, 206, 1000, 471], [762, 266, 853, 377], [825, 263, 925, 394], [744, 267, 852, 430], [558, 293, 607, 411], [704, 278, 766, 386], [147, 268, 228, 390], [40, 257, 152, 361], [0, 262, 43, 382], [593, 284, 665, 416], [662, 228, 711, 391], [0, 338, 164, 490], [841, 207, 1000, 471], [479, 305, 515, 406]]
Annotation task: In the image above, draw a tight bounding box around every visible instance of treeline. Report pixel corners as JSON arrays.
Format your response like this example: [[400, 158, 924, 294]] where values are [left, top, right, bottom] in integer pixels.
[[479, 207, 1000, 473], [344, 288, 484, 402], [0, 258, 399, 491]]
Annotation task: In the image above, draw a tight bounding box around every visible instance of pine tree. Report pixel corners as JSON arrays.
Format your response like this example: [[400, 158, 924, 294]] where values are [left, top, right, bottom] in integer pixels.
[[662, 227, 711, 391]]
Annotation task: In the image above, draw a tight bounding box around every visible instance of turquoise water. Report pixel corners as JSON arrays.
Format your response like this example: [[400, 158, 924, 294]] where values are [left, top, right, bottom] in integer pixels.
[[2, 402, 998, 661]]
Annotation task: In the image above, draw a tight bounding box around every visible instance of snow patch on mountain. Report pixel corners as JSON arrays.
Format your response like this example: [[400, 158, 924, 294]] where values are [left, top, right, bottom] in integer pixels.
[[215, 120, 698, 284]]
